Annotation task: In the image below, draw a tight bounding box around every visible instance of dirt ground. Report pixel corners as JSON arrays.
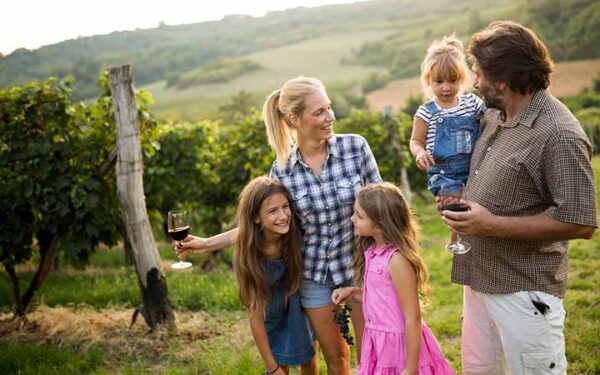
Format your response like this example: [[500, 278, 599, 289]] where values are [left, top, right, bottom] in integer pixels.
[[0, 305, 249, 372]]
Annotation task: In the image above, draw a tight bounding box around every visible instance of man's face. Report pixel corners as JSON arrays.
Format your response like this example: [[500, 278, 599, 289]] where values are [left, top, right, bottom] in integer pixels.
[[472, 63, 504, 110]]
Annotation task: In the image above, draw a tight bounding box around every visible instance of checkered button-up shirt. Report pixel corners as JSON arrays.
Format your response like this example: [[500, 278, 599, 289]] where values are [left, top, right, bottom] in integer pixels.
[[270, 134, 382, 285], [453, 90, 598, 298]]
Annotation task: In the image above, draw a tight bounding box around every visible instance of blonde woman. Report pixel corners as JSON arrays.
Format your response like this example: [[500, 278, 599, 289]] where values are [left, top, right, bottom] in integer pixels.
[[177, 77, 382, 373]]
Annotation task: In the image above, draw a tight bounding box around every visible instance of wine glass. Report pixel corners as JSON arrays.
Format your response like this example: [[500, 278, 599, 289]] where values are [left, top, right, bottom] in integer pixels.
[[168, 209, 192, 269], [439, 183, 471, 255]]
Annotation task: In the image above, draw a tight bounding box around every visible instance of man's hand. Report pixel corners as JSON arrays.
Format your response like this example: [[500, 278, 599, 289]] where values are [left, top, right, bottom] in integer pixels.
[[441, 199, 496, 237]]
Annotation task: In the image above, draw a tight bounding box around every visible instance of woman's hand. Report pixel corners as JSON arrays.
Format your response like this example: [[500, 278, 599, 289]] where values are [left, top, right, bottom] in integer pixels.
[[415, 149, 435, 171], [174, 235, 209, 258], [331, 287, 358, 305]]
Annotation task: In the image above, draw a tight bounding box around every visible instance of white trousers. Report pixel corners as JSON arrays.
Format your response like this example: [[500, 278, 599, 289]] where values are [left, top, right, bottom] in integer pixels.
[[461, 286, 567, 375]]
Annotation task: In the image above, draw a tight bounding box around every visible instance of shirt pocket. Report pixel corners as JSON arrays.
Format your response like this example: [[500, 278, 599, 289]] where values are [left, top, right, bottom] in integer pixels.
[[292, 189, 314, 224], [336, 175, 362, 205], [367, 263, 392, 283]]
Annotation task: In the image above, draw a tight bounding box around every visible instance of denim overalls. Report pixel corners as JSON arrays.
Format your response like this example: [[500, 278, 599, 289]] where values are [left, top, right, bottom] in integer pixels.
[[426, 100, 481, 196]]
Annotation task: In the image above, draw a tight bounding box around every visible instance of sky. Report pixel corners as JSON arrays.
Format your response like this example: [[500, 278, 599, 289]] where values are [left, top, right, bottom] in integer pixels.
[[1, 0, 364, 56]]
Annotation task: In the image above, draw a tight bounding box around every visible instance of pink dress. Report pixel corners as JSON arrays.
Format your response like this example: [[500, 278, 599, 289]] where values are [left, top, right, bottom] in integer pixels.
[[358, 244, 455, 375]]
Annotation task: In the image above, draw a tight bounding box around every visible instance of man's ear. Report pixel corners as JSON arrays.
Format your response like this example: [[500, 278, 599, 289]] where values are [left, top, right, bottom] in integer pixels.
[[496, 81, 508, 92]]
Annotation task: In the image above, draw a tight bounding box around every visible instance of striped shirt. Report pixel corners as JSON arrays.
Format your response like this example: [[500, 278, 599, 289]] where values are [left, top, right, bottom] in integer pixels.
[[415, 93, 485, 153], [270, 134, 382, 285], [453, 89, 598, 298]]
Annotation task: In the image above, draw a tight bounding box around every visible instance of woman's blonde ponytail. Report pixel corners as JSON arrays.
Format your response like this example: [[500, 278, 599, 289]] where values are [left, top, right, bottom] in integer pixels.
[[262, 89, 293, 166]]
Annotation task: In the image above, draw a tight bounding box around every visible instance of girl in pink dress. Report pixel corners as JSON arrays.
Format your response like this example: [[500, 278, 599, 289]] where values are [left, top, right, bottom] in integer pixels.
[[332, 182, 455, 375]]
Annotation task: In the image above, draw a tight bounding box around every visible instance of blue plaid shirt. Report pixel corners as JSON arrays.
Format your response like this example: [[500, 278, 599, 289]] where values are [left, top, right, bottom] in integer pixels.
[[270, 134, 382, 285]]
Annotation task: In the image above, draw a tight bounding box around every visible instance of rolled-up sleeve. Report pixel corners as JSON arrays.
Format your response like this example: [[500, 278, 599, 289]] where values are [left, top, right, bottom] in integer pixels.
[[543, 137, 597, 227], [360, 136, 382, 185]]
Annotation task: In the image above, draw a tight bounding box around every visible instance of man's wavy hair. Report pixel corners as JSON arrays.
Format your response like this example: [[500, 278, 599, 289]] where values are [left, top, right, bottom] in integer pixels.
[[468, 21, 554, 94]]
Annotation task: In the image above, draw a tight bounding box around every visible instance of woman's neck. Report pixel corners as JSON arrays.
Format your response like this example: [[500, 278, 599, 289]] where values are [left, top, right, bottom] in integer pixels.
[[297, 135, 328, 159]]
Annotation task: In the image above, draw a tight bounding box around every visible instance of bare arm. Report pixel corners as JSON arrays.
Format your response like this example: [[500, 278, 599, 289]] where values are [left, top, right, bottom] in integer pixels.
[[409, 116, 435, 171], [388, 252, 421, 375], [331, 286, 362, 304], [442, 200, 595, 241], [248, 309, 285, 375], [175, 227, 238, 258]]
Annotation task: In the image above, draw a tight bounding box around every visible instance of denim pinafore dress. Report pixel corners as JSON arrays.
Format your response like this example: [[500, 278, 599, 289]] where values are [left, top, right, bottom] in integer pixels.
[[262, 258, 315, 365], [425, 100, 481, 196]]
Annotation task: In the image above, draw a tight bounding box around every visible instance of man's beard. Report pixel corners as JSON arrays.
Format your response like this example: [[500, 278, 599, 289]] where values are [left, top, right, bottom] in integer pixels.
[[481, 85, 507, 121]]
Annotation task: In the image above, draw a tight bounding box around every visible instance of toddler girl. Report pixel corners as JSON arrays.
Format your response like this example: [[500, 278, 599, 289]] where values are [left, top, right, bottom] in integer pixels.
[[410, 35, 485, 196]]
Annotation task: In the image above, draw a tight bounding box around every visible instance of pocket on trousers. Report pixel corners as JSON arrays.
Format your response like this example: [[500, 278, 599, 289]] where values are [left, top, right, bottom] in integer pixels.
[[521, 351, 565, 374]]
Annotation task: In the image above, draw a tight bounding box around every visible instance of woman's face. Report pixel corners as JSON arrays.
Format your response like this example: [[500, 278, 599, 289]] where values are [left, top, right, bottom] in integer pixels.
[[294, 89, 335, 142]]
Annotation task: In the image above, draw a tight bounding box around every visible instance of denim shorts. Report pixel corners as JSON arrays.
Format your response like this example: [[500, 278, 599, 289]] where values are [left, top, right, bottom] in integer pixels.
[[299, 272, 354, 309]]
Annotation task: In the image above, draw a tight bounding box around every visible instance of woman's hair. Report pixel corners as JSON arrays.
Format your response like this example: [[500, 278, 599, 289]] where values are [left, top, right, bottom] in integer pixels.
[[468, 20, 554, 95], [234, 176, 303, 315], [420, 35, 469, 98], [262, 76, 326, 166], [353, 182, 432, 304]]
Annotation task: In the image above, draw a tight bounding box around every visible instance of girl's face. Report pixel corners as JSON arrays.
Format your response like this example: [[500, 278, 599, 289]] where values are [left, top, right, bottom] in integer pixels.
[[294, 89, 335, 142], [351, 200, 379, 238], [430, 77, 460, 106], [256, 193, 292, 237]]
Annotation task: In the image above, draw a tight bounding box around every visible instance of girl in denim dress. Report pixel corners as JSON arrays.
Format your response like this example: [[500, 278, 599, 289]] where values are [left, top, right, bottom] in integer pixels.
[[409, 35, 485, 196], [332, 183, 455, 375], [234, 177, 318, 375]]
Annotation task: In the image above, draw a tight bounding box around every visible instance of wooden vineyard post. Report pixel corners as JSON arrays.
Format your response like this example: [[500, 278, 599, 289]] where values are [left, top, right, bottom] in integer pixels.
[[109, 65, 175, 332]]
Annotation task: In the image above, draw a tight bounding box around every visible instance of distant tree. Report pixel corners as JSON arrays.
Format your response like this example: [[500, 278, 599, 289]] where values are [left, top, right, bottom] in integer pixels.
[[217, 91, 258, 122]]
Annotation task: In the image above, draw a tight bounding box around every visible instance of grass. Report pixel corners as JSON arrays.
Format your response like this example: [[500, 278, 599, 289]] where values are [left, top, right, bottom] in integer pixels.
[[0, 158, 598, 374]]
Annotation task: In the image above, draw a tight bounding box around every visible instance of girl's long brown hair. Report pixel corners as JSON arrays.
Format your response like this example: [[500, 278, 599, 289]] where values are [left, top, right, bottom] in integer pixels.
[[234, 176, 303, 315], [354, 182, 432, 305]]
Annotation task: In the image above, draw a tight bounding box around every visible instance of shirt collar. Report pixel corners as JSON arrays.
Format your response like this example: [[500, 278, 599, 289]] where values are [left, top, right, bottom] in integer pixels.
[[500, 89, 548, 129], [366, 243, 395, 258], [288, 135, 339, 168]]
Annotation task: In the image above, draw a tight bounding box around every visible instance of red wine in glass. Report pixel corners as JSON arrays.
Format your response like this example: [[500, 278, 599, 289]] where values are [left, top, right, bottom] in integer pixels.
[[168, 226, 189, 241], [439, 183, 471, 254], [168, 210, 192, 269]]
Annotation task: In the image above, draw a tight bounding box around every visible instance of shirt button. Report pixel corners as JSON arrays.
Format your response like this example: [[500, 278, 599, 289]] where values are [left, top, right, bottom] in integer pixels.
[[329, 239, 332, 242], [549, 362, 555, 369], [474, 170, 479, 175], [328, 223, 331, 226], [325, 206, 329, 209], [487, 147, 491, 151], [437, 118, 443, 123]]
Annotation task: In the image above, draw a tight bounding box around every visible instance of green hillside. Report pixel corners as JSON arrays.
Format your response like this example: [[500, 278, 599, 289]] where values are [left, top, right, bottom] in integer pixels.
[[146, 30, 389, 120], [0, 0, 596, 118]]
